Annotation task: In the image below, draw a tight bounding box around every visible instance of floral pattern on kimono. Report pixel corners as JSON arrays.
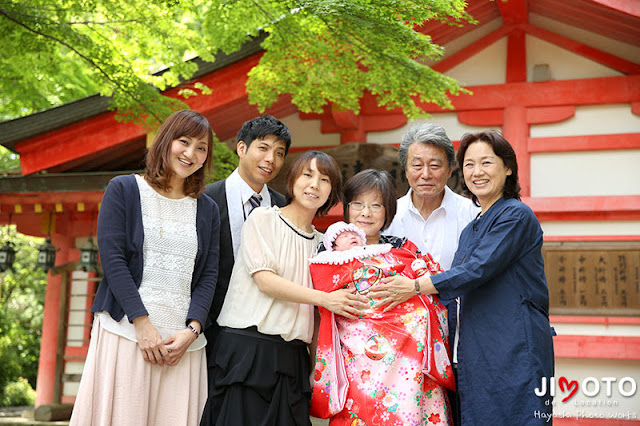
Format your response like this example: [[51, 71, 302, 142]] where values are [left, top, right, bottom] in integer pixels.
[[310, 241, 454, 425]]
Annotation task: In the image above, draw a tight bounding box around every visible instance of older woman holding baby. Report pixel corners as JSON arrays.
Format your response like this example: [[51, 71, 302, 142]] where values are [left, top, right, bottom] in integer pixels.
[[318, 169, 405, 251], [312, 169, 454, 425]]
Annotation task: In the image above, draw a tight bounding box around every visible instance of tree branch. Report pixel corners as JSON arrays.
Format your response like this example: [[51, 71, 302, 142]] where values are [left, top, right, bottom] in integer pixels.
[[0, 8, 162, 123]]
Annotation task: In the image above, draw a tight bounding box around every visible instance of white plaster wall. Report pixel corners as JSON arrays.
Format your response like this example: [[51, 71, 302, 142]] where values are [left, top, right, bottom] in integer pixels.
[[366, 112, 496, 144], [66, 271, 90, 348], [530, 14, 640, 65], [530, 149, 640, 197], [530, 104, 640, 138], [552, 358, 640, 420], [279, 113, 341, 148], [444, 37, 507, 86], [63, 361, 84, 397], [551, 322, 640, 338], [526, 35, 623, 81], [540, 220, 640, 237], [424, 18, 503, 66]]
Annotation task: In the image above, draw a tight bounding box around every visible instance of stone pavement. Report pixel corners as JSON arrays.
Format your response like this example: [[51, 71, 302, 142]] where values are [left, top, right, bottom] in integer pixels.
[[0, 408, 67, 426]]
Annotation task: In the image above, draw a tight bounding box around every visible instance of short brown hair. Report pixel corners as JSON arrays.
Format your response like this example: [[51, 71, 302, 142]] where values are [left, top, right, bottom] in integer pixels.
[[343, 169, 397, 231], [285, 151, 343, 217], [145, 110, 214, 198], [457, 130, 521, 206]]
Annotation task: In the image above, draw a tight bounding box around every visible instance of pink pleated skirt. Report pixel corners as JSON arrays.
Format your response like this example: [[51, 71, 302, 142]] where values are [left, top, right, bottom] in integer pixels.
[[70, 316, 207, 426]]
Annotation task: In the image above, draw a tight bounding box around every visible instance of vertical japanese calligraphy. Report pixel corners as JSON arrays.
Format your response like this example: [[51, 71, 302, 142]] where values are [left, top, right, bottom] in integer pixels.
[[542, 243, 640, 315]]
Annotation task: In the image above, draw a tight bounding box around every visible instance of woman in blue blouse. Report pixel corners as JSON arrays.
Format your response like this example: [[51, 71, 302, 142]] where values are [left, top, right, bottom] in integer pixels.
[[374, 130, 554, 425], [70, 110, 220, 426]]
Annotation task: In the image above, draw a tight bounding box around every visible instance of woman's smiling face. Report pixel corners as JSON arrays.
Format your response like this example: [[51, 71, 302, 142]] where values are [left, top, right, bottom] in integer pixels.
[[462, 141, 512, 211], [347, 189, 386, 243]]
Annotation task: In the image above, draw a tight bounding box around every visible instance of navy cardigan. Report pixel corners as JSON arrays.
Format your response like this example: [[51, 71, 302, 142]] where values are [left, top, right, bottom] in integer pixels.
[[91, 174, 220, 329]]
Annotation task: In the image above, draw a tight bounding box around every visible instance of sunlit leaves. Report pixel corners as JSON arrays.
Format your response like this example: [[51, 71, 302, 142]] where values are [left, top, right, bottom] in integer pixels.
[[1, 0, 473, 126]]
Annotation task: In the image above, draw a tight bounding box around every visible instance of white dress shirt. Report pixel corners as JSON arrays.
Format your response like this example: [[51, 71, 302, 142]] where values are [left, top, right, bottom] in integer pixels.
[[225, 169, 273, 258], [384, 185, 479, 270], [384, 185, 479, 363]]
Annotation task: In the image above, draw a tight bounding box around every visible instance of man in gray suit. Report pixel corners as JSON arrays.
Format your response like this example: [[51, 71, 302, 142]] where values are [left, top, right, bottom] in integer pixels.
[[201, 115, 291, 425]]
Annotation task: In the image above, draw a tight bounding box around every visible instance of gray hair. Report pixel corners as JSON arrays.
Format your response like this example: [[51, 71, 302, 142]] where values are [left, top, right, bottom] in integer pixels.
[[398, 123, 456, 170]]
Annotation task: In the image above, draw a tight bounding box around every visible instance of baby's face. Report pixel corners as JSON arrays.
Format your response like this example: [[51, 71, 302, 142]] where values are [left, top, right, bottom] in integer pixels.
[[333, 230, 364, 251]]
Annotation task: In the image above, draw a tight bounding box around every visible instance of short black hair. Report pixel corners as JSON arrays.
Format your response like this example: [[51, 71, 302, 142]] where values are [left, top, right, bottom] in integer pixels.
[[236, 115, 292, 155]]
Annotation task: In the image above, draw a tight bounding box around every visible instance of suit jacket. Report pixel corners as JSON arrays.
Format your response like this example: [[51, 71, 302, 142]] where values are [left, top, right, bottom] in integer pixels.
[[202, 178, 286, 350]]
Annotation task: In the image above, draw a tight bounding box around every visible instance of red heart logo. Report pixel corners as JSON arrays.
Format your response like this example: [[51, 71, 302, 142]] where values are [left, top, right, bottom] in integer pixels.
[[558, 376, 578, 402]]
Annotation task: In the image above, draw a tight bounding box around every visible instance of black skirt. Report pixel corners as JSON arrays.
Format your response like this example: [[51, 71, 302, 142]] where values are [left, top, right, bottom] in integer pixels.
[[207, 326, 311, 426]]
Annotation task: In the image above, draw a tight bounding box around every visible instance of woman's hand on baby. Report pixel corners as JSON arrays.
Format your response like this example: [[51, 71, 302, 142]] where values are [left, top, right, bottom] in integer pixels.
[[322, 288, 369, 319], [133, 315, 170, 365], [370, 275, 415, 312]]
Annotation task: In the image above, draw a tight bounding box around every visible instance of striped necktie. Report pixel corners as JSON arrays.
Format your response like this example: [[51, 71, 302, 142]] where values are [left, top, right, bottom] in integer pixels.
[[248, 193, 262, 216]]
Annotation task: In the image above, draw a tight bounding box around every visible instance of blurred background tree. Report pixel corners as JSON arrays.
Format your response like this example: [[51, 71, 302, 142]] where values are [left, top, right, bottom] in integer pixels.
[[0, 225, 46, 407]]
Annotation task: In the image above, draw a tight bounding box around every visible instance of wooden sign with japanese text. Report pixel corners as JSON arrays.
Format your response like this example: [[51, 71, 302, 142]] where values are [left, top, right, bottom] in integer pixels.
[[542, 242, 640, 315]]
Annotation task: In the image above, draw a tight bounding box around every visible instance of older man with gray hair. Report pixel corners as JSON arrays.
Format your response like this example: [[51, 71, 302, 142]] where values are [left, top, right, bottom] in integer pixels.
[[385, 123, 479, 270]]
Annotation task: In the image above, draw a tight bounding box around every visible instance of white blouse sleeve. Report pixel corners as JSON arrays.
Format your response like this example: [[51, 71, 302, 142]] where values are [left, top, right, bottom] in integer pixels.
[[239, 207, 279, 276]]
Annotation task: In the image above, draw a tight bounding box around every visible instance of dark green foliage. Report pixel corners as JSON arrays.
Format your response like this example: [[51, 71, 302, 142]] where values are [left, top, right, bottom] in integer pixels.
[[0, 226, 47, 406]]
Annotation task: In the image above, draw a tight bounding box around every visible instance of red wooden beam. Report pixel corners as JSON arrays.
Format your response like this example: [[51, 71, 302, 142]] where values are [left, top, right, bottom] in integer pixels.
[[415, 75, 640, 112], [0, 191, 105, 206], [16, 54, 263, 176], [524, 195, 640, 217], [550, 316, 640, 325], [527, 106, 575, 124], [457, 106, 576, 126], [503, 105, 530, 196], [531, 0, 640, 45], [553, 335, 640, 360], [166, 54, 260, 109], [457, 109, 503, 126], [506, 28, 527, 82], [589, 0, 640, 17], [545, 235, 640, 242], [496, 0, 528, 25], [521, 23, 640, 75], [528, 133, 640, 153], [299, 105, 407, 142], [16, 114, 144, 176], [417, 0, 501, 46], [64, 346, 89, 358]]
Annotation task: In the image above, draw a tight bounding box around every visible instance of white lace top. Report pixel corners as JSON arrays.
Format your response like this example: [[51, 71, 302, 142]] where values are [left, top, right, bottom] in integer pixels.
[[99, 175, 205, 351], [217, 206, 322, 343]]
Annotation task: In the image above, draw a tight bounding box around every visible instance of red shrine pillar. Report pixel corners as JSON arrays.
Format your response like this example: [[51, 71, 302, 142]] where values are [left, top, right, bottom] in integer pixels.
[[35, 233, 76, 406], [502, 105, 530, 197]]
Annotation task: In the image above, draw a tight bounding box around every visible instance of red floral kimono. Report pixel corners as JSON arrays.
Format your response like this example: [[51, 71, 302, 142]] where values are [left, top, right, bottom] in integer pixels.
[[310, 241, 455, 425]]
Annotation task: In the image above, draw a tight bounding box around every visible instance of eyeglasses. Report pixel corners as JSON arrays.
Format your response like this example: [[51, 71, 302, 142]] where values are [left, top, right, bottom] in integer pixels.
[[348, 201, 385, 213]]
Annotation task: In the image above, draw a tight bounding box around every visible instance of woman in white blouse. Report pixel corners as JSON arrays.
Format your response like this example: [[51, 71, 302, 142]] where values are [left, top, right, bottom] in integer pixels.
[[210, 151, 368, 426], [70, 110, 220, 426]]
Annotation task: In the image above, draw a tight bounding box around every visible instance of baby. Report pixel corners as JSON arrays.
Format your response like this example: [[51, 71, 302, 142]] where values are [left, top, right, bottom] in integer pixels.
[[310, 222, 455, 420], [323, 221, 366, 252], [316, 221, 434, 294]]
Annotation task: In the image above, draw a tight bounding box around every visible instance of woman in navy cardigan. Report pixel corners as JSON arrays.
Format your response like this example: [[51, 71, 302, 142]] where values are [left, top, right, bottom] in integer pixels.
[[70, 110, 220, 426]]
